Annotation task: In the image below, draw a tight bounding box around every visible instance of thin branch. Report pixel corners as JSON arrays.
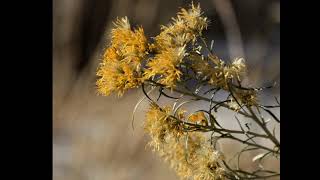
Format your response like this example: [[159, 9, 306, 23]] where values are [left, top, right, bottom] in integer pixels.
[[247, 107, 280, 147], [145, 80, 252, 117]]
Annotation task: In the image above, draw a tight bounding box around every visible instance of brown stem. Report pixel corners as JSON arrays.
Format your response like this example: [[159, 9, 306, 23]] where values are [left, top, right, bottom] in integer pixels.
[[247, 106, 280, 148]]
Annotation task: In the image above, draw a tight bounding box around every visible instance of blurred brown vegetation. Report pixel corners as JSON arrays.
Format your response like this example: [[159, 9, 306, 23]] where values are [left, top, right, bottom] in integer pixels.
[[53, 0, 279, 179]]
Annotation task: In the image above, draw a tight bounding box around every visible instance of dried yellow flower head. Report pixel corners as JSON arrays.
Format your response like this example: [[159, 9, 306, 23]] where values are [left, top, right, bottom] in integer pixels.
[[193, 146, 225, 180], [144, 103, 185, 150], [144, 47, 186, 88], [192, 55, 247, 90], [154, 18, 193, 52], [96, 17, 148, 96], [224, 58, 246, 81], [111, 17, 148, 65], [162, 133, 203, 179], [188, 111, 208, 126], [97, 4, 211, 96], [152, 2, 208, 52], [144, 103, 225, 180], [233, 89, 259, 107], [96, 59, 143, 96], [178, 2, 208, 33]]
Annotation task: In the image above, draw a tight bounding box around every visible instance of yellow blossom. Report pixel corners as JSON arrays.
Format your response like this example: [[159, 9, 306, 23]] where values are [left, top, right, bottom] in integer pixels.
[[96, 59, 143, 97], [162, 133, 203, 179], [144, 47, 186, 88], [224, 58, 246, 81], [144, 103, 225, 180], [144, 103, 185, 150], [188, 111, 208, 126], [233, 89, 259, 107], [178, 2, 208, 33], [96, 17, 149, 96], [154, 18, 194, 52], [191, 54, 247, 90], [152, 2, 208, 52], [194, 146, 225, 180], [110, 17, 148, 64]]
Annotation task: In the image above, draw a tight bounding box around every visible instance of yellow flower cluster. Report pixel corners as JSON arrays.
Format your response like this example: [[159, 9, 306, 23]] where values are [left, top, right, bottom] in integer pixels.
[[96, 3, 252, 109], [96, 3, 213, 95], [96, 17, 148, 96], [193, 145, 225, 180], [144, 103, 225, 180], [212, 57, 246, 89], [145, 2, 208, 88], [152, 2, 208, 52], [231, 88, 258, 108], [143, 47, 185, 88], [192, 54, 247, 90], [144, 103, 185, 150], [188, 111, 208, 126], [95, 2, 267, 179], [191, 54, 257, 107], [110, 17, 148, 66]]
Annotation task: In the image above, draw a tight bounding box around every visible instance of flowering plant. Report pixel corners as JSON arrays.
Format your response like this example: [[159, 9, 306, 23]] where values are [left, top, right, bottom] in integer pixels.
[[96, 2, 280, 180]]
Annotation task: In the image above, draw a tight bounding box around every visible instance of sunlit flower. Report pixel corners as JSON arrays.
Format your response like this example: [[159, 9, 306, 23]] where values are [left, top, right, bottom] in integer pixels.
[[178, 2, 208, 34], [96, 60, 143, 97], [144, 103, 225, 180], [194, 149, 225, 180], [96, 17, 149, 96], [144, 103, 185, 151], [151, 2, 208, 52], [111, 17, 148, 65], [191, 54, 247, 90], [233, 89, 259, 107], [95, 3, 263, 179], [188, 111, 208, 126], [224, 58, 246, 81], [163, 133, 204, 179], [144, 47, 186, 88]]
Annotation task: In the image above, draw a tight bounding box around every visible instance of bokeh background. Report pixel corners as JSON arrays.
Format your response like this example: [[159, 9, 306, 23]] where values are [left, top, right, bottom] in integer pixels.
[[53, 0, 280, 179]]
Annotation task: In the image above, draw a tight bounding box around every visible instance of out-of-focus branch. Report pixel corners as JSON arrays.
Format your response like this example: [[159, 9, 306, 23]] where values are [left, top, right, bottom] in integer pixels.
[[211, 0, 245, 59]]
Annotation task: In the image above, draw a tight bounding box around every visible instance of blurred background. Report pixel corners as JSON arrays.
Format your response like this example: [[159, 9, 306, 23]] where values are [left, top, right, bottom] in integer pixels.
[[53, 0, 280, 179]]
